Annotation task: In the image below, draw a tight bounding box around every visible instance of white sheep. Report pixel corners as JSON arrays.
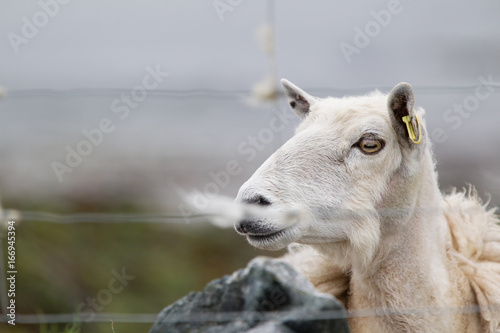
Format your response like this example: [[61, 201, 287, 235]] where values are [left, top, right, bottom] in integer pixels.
[[235, 80, 500, 332]]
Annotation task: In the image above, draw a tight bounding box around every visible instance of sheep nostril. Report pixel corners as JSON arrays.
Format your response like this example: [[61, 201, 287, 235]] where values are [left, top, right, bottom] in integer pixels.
[[235, 224, 245, 234], [235, 220, 251, 234]]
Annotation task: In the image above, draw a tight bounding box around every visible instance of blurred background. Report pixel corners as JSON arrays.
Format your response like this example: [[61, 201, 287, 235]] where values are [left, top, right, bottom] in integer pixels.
[[1, 0, 499, 332]]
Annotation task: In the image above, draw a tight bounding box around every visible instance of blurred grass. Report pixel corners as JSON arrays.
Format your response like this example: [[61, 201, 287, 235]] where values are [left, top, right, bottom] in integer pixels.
[[0, 198, 283, 333]]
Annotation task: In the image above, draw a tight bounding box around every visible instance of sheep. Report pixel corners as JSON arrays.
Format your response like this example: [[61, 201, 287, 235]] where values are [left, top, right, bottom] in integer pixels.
[[235, 80, 500, 332]]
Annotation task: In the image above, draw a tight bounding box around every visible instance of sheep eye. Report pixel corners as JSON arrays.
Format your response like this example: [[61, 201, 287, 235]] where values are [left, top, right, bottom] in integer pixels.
[[358, 137, 384, 154]]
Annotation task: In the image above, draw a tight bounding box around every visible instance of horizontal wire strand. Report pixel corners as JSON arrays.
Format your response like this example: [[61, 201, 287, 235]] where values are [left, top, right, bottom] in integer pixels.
[[1, 303, 499, 324], [3, 82, 500, 100], [0, 203, 486, 225], [13, 210, 214, 224]]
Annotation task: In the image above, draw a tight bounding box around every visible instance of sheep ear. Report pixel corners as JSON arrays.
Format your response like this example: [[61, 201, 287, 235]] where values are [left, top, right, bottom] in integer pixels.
[[281, 79, 316, 119], [388, 82, 422, 146]]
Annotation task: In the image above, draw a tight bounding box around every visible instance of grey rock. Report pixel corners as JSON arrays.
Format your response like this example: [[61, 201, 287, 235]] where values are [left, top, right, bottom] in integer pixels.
[[150, 257, 350, 333]]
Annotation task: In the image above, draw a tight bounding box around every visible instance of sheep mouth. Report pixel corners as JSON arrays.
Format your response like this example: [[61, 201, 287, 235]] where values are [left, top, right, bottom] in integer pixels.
[[235, 218, 295, 250], [247, 229, 287, 242], [245, 228, 294, 251]]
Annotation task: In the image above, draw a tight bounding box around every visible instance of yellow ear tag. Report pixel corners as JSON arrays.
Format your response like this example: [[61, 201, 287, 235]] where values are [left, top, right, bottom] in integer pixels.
[[402, 115, 422, 144]]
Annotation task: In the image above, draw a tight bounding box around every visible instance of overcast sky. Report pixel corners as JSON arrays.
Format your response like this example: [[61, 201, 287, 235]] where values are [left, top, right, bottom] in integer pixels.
[[2, 0, 500, 91]]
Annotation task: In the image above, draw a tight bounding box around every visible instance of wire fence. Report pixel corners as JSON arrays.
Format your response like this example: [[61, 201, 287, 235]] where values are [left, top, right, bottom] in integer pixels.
[[0, 207, 199, 326], [2, 0, 500, 328], [2, 85, 500, 329], [1, 204, 500, 326], [2, 81, 500, 327]]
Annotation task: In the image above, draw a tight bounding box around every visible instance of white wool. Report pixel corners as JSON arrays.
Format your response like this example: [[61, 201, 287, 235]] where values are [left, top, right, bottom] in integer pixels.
[[255, 24, 274, 55], [181, 192, 307, 229], [251, 74, 277, 102], [250, 24, 277, 102], [444, 189, 500, 332]]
